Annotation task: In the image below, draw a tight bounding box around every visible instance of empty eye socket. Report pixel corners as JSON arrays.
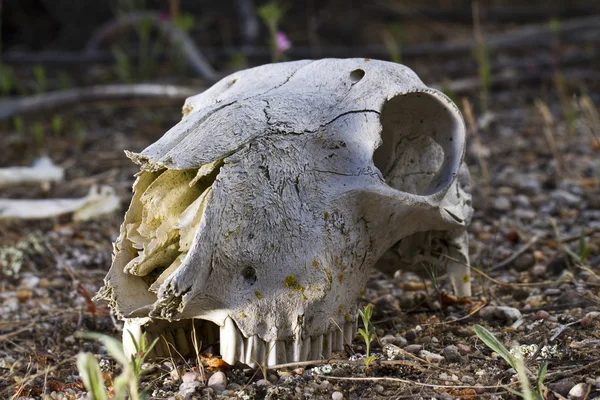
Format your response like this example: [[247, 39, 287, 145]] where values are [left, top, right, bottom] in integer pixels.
[[241, 266, 257, 285], [350, 69, 365, 83]]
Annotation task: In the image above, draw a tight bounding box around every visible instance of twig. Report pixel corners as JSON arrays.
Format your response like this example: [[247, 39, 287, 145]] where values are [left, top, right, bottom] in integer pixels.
[[266, 358, 426, 371], [0, 84, 197, 121], [84, 12, 218, 81], [545, 358, 600, 381], [488, 236, 540, 272], [317, 375, 504, 390], [0, 323, 35, 342]]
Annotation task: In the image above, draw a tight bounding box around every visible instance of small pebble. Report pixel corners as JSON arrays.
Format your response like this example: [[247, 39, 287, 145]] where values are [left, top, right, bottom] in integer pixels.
[[443, 345, 462, 363], [535, 310, 550, 320], [207, 371, 227, 392], [178, 381, 202, 400], [492, 196, 511, 211], [181, 371, 200, 383], [403, 344, 422, 354], [256, 379, 269, 387], [404, 330, 417, 341], [320, 380, 331, 391], [332, 391, 344, 400], [568, 383, 587, 399], [374, 384, 384, 393], [513, 253, 535, 271], [456, 344, 472, 353], [418, 349, 444, 363]]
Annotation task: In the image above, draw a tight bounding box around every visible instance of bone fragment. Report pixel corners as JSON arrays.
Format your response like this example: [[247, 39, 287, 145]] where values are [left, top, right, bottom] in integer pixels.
[[0, 157, 63, 188], [0, 184, 119, 220]]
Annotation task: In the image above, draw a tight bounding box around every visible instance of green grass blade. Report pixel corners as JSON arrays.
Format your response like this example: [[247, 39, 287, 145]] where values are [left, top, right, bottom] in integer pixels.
[[77, 353, 109, 400], [473, 324, 517, 369]]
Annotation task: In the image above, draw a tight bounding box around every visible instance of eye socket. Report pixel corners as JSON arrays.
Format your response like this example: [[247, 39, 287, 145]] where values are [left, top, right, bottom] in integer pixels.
[[241, 266, 257, 285], [350, 69, 365, 83]]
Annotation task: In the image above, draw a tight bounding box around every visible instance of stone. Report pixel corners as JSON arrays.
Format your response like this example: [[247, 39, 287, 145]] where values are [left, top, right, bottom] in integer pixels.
[[513, 253, 535, 271], [178, 381, 202, 400], [332, 391, 344, 400], [418, 349, 444, 363], [404, 344, 422, 354], [207, 371, 227, 393], [492, 196, 511, 211], [443, 345, 462, 363], [568, 383, 587, 399]]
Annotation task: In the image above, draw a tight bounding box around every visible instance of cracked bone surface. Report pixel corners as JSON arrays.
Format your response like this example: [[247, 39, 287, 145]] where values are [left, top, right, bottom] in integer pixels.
[[97, 58, 473, 367]]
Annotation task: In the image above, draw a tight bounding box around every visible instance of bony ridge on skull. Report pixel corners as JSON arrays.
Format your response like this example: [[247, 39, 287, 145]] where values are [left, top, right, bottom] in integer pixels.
[[96, 58, 473, 367]]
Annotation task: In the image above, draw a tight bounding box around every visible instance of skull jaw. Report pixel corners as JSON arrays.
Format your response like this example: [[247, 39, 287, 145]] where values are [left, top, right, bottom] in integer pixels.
[[122, 317, 358, 367]]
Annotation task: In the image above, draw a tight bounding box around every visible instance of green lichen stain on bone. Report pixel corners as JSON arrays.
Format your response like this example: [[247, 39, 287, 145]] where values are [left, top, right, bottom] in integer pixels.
[[116, 161, 222, 311], [255, 291, 263, 299], [285, 275, 307, 301]]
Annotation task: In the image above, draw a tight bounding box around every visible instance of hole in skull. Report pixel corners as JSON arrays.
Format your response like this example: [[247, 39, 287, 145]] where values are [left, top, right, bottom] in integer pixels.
[[242, 266, 257, 285], [121, 161, 223, 294], [373, 91, 461, 196], [350, 69, 365, 83]]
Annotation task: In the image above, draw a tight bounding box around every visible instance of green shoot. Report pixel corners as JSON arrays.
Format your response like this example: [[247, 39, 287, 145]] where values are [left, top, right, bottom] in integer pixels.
[[13, 116, 24, 139], [76, 353, 109, 400], [33, 64, 47, 93], [474, 324, 547, 400], [258, 2, 288, 62], [112, 46, 133, 83], [59, 71, 72, 90], [33, 123, 45, 150], [77, 331, 158, 400], [564, 228, 593, 265], [382, 23, 403, 64], [0, 64, 15, 97], [358, 304, 376, 369], [52, 116, 63, 138]]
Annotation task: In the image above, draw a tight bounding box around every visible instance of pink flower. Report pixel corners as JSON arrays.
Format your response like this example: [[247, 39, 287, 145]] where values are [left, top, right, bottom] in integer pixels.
[[275, 31, 291, 55], [159, 10, 170, 21]]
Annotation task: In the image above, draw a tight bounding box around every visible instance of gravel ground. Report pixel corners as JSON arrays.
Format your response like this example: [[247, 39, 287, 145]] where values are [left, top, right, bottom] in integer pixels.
[[1, 58, 600, 399]]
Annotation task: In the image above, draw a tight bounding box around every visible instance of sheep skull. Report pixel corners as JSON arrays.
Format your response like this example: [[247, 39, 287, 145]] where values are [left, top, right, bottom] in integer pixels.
[[97, 58, 473, 367]]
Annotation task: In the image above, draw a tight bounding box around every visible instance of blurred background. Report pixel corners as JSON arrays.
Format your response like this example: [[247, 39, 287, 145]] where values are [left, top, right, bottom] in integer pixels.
[[2, 2, 600, 398]]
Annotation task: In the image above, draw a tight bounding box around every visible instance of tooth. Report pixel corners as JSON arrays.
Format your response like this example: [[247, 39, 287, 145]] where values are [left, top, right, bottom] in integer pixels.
[[175, 328, 191, 357], [122, 319, 144, 358], [311, 335, 323, 360], [301, 336, 311, 361], [220, 317, 244, 365], [245, 335, 266, 367], [276, 341, 287, 365], [333, 329, 344, 352], [267, 340, 278, 366], [266, 340, 287, 366], [322, 331, 332, 359], [344, 321, 355, 346], [290, 336, 303, 362]]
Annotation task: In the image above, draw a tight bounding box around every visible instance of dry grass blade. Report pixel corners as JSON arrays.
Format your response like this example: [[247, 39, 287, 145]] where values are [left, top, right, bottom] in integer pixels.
[[535, 99, 564, 178]]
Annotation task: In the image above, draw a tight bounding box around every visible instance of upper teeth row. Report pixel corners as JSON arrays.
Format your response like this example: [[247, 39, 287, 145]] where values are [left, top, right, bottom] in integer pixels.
[[124, 317, 357, 367]]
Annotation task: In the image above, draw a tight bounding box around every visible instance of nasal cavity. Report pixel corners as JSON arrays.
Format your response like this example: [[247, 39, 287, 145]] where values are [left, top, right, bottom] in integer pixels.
[[372, 91, 461, 196]]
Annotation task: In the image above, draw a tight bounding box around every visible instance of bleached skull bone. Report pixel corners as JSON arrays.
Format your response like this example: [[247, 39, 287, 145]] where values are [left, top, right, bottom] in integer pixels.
[[97, 58, 473, 367]]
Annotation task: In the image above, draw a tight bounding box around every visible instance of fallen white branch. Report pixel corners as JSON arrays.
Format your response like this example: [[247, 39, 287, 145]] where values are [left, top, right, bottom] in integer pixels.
[[0, 84, 198, 121]]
